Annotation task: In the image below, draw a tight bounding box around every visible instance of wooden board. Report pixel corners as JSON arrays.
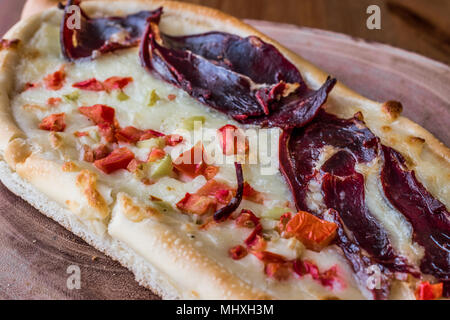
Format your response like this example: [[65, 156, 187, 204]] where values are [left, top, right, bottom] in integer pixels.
[[0, 18, 449, 300]]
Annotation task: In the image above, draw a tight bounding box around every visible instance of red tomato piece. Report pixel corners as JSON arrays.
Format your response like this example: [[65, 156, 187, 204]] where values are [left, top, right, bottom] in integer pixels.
[[39, 113, 66, 132], [147, 148, 166, 162], [79, 104, 115, 125], [47, 97, 62, 106], [173, 143, 208, 179], [196, 180, 231, 197], [251, 251, 287, 264], [243, 182, 265, 204], [285, 211, 338, 252], [235, 209, 260, 228], [94, 147, 135, 174], [203, 165, 219, 180], [44, 66, 66, 90], [165, 134, 183, 146], [415, 282, 443, 300], [103, 76, 133, 91], [245, 224, 266, 251], [176, 193, 217, 215], [217, 124, 249, 156], [116, 126, 145, 144], [116, 126, 165, 144], [229, 245, 248, 260], [265, 262, 291, 281], [73, 78, 104, 91]]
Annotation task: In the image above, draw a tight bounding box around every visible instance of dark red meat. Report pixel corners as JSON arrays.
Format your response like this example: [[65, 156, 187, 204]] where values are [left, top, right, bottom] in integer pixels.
[[139, 11, 335, 129], [60, 0, 160, 60], [381, 145, 450, 293]]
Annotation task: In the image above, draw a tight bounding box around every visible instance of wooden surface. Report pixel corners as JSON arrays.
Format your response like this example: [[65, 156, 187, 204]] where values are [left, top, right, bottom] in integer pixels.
[[0, 0, 449, 300], [2, 0, 450, 65]]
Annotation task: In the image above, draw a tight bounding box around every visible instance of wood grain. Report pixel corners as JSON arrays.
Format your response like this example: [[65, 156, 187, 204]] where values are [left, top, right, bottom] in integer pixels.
[[0, 0, 448, 300]]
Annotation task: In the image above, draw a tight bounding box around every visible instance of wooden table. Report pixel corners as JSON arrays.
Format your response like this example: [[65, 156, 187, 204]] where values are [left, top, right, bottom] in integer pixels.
[[1, 0, 449, 65], [0, 0, 449, 300]]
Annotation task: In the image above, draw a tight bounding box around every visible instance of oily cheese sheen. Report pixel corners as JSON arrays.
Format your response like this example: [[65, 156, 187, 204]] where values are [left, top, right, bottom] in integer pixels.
[[0, 1, 448, 300]]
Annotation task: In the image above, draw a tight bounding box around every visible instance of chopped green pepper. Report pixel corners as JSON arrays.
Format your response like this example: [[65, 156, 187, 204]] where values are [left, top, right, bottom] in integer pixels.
[[117, 91, 129, 101], [137, 137, 166, 150], [63, 91, 80, 102], [182, 116, 206, 131], [150, 155, 173, 179], [148, 89, 160, 106], [262, 207, 292, 220]]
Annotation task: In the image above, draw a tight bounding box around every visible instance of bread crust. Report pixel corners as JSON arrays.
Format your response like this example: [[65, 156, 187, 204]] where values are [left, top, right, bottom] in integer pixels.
[[0, 0, 448, 299]]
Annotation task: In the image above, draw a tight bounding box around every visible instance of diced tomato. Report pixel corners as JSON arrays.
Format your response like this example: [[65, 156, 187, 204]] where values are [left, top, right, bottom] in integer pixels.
[[39, 113, 66, 132], [214, 189, 232, 205], [243, 182, 265, 204], [245, 224, 266, 251], [73, 77, 133, 92], [176, 193, 217, 215], [78, 105, 117, 143], [229, 245, 248, 260], [102, 76, 133, 91], [235, 209, 260, 228], [147, 148, 166, 162], [116, 126, 145, 144], [167, 94, 177, 101], [73, 78, 105, 91], [126, 159, 144, 173], [293, 260, 320, 280], [319, 265, 342, 289], [98, 123, 117, 143], [204, 165, 219, 180], [265, 262, 291, 281], [93, 144, 111, 160], [44, 66, 66, 90], [194, 180, 232, 206], [251, 251, 291, 281], [47, 97, 62, 106], [140, 129, 165, 141], [415, 282, 444, 300], [165, 134, 183, 146], [252, 251, 287, 264], [82, 145, 109, 163], [278, 212, 292, 233], [116, 126, 166, 144], [285, 211, 338, 252], [84, 144, 112, 163], [293, 260, 343, 290], [79, 105, 115, 125], [94, 147, 135, 174], [173, 143, 208, 179], [217, 124, 249, 155], [197, 180, 231, 197]]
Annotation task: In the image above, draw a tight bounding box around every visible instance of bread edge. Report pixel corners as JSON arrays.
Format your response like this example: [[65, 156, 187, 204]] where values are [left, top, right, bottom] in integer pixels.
[[0, 159, 180, 300]]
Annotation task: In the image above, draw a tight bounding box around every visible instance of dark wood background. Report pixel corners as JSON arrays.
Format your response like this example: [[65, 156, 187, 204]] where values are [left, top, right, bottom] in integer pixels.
[[1, 0, 449, 65]]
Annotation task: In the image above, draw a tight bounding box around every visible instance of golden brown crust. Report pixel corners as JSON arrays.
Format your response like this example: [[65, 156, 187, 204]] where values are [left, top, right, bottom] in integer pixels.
[[120, 194, 160, 223], [1, 0, 448, 300], [110, 193, 273, 300], [76, 170, 109, 220]]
